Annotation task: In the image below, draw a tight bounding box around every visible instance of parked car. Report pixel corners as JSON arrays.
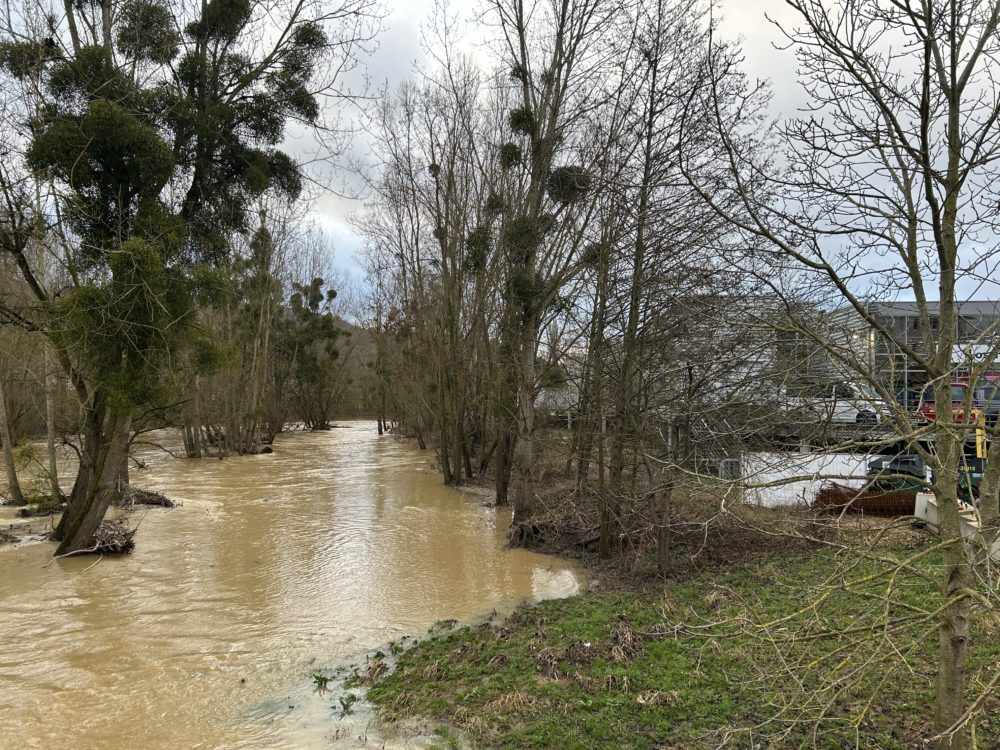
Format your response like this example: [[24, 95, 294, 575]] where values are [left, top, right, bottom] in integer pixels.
[[788, 381, 884, 426], [915, 382, 982, 425]]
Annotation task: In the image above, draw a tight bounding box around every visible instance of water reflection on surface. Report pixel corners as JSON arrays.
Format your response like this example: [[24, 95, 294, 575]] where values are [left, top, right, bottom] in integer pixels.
[[0, 422, 582, 749]]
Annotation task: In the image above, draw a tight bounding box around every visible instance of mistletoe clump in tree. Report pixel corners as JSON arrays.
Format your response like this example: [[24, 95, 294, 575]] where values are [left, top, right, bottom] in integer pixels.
[[282, 278, 346, 430], [0, 0, 379, 554]]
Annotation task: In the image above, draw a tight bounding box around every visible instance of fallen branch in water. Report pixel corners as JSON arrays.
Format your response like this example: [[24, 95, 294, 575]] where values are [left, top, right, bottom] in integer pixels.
[[43, 543, 101, 567], [79, 555, 103, 573]]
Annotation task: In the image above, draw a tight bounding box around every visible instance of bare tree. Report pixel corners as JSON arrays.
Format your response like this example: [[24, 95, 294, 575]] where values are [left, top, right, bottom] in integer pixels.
[[488, 0, 621, 524], [0, 369, 25, 506], [680, 1, 1000, 744]]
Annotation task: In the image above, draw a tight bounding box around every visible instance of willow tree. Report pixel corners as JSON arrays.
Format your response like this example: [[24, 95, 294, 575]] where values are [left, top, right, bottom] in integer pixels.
[[0, 0, 380, 554]]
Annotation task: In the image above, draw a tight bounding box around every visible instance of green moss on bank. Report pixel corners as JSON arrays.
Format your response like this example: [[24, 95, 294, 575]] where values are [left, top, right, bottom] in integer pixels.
[[368, 546, 1000, 749]]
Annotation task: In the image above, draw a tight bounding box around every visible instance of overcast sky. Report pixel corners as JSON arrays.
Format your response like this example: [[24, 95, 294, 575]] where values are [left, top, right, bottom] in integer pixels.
[[310, 0, 805, 280]]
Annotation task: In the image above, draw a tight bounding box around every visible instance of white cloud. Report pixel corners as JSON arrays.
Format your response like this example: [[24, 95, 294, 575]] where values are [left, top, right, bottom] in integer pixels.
[[306, 0, 808, 280]]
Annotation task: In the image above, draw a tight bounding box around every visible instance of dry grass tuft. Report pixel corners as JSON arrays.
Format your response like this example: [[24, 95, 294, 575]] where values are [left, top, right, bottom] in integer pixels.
[[422, 660, 442, 680], [451, 706, 488, 733], [377, 689, 412, 722], [636, 689, 680, 707], [562, 640, 595, 666], [703, 587, 730, 610], [363, 658, 389, 683], [534, 647, 560, 679], [449, 642, 479, 664], [484, 691, 536, 712], [610, 615, 644, 663], [604, 674, 630, 693]]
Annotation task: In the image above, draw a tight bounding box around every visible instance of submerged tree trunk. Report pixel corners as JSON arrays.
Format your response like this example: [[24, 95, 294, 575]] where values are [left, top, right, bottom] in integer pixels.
[[437, 362, 453, 484], [493, 333, 517, 506], [53, 407, 132, 554], [0, 374, 25, 506], [116, 435, 130, 495]]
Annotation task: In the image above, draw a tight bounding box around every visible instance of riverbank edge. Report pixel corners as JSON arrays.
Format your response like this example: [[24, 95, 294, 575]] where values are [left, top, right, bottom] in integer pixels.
[[297, 476, 590, 750], [352, 497, 1000, 750], [315, 615, 499, 749]]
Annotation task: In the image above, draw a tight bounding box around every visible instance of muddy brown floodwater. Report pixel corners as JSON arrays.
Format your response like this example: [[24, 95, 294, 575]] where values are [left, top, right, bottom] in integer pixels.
[[0, 422, 583, 749]]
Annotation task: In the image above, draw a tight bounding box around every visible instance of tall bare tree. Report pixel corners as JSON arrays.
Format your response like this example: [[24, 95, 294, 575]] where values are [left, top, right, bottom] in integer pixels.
[[681, 1, 1000, 744], [489, 0, 620, 524]]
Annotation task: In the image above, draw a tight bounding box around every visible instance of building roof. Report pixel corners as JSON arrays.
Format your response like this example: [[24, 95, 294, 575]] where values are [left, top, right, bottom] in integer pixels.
[[867, 300, 1000, 318]]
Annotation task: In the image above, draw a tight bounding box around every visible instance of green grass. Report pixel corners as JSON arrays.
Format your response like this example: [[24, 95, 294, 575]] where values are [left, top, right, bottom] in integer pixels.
[[367, 546, 1000, 749]]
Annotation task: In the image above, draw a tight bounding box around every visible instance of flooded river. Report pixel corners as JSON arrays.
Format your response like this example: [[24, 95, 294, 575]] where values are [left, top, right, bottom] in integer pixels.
[[0, 422, 583, 749]]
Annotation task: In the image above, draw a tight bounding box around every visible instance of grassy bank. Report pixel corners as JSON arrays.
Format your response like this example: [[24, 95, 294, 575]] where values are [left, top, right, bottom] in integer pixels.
[[366, 525, 1000, 749]]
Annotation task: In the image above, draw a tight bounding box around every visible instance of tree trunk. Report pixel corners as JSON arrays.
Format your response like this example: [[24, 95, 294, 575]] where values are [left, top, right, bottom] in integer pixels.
[[574, 261, 608, 495], [462, 436, 474, 482], [53, 407, 131, 554], [0, 375, 26, 506], [437, 363, 453, 484], [932, 428, 970, 749], [598, 489, 615, 559], [454, 391, 468, 485], [116, 431, 130, 495], [493, 345, 517, 506], [511, 312, 538, 525], [495, 429, 513, 506], [935, 546, 971, 750], [977, 432, 1000, 561], [44, 357, 62, 502], [654, 477, 672, 577]]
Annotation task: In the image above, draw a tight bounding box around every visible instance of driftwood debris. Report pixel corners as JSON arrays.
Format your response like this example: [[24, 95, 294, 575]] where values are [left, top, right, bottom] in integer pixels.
[[42, 520, 137, 565], [91, 521, 137, 554], [118, 488, 177, 508], [18, 501, 63, 518]]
